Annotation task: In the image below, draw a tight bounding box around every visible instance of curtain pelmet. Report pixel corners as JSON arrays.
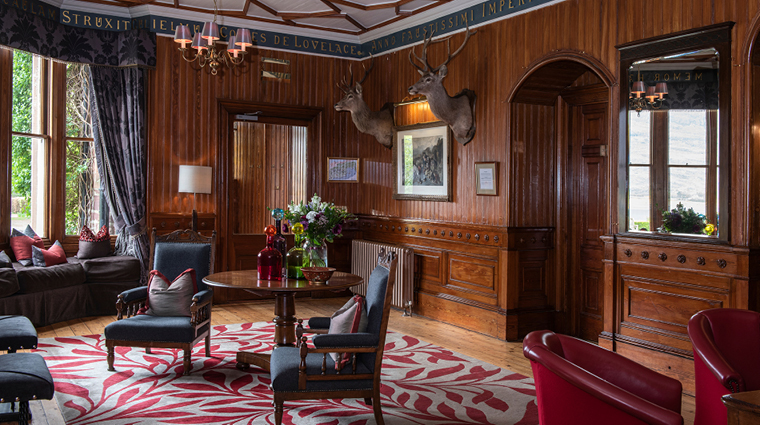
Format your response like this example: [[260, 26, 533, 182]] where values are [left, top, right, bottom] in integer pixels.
[[0, 3, 155, 68]]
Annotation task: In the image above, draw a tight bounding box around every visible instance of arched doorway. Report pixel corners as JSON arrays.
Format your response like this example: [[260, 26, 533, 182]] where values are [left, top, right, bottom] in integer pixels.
[[507, 52, 614, 341]]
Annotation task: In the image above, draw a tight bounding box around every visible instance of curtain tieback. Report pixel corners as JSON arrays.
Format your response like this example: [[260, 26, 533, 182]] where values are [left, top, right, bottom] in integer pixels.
[[126, 218, 147, 238], [114, 214, 146, 238]]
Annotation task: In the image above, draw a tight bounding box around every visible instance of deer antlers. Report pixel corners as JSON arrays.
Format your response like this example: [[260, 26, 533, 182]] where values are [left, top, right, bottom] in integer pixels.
[[409, 22, 475, 74], [337, 55, 375, 93]]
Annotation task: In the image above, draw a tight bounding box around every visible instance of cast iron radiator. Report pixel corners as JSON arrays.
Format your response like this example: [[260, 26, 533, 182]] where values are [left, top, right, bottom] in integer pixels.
[[350, 239, 414, 315]]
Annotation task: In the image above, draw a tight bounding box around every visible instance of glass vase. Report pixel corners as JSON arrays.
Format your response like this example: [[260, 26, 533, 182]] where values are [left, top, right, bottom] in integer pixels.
[[286, 238, 305, 279], [302, 239, 328, 268]]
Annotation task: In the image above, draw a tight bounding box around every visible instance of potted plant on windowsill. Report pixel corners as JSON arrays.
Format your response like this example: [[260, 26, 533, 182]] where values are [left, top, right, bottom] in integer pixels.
[[660, 202, 716, 236]]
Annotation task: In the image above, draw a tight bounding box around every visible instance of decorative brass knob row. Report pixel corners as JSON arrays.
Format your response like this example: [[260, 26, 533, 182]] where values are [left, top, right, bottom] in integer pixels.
[[361, 221, 499, 243], [628, 248, 726, 269]]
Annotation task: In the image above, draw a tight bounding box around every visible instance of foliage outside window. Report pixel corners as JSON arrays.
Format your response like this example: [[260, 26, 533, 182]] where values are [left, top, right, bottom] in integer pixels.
[[11, 51, 48, 237], [10, 52, 110, 239], [65, 63, 111, 236]]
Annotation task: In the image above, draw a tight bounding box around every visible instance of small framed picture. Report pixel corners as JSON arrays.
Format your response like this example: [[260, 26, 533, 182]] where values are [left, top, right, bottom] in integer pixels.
[[392, 121, 452, 201], [327, 157, 360, 183], [475, 162, 498, 196]]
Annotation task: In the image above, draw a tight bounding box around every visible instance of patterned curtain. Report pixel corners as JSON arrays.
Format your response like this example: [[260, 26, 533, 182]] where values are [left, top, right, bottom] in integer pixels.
[[88, 66, 149, 281], [0, 4, 155, 68]]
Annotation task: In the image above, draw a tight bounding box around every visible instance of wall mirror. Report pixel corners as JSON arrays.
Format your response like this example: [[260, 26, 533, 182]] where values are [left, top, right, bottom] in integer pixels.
[[617, 23, 733, 241]]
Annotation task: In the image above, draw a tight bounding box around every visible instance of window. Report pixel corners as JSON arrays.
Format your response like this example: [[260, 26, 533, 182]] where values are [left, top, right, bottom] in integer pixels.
[[64, 63, 111, 235], [11, 51, 49, 237], [628, 109, 718, 234], [622, 39, 728, 239]]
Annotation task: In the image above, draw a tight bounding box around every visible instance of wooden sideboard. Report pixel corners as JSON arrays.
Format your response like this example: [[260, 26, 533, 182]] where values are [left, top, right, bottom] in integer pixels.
[[149, 213, 216, 235], [358, 216, 555, 340], [600, 234, 759, 394]]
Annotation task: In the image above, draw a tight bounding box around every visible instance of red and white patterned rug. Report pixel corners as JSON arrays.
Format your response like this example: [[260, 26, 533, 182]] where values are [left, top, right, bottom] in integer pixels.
[[35, 322, 537, 425]]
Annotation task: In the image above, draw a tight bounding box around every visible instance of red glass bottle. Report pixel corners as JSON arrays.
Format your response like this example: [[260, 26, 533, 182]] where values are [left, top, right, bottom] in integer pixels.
[[258, 225, 282, 281]]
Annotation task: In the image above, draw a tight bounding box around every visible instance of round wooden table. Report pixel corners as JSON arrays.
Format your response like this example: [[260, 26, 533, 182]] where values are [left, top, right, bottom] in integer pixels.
[[202, 271, 363, 371]]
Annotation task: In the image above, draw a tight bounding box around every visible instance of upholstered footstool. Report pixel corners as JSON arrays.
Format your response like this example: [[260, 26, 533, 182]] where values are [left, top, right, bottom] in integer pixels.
[[0, 353, 55, 425], [0, 316, 38, 353]]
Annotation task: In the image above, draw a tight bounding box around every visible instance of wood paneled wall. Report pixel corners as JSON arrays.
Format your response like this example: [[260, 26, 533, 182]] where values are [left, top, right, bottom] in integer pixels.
[[147, 37, 367, 221], [148, 0, 760, 240], [352, 0, 758, 242]]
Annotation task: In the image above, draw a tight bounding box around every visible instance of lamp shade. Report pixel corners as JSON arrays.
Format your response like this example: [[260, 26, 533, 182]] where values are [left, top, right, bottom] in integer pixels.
[[174, 25, 192, 44], [237, 28, 252, 49], [227, 33, 240, 56], [178, 165, 213, 194], [645, 85, 656, 102], [191, 32, 207, 51], [201, 21, 220, 43], [632, 81, 646, 97], [655, 82, 668, 98]]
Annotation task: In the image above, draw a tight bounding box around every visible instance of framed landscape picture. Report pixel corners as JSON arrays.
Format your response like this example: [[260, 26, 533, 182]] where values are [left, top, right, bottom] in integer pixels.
[[392, 122, 452, 201], [326, 157, 360, 182]]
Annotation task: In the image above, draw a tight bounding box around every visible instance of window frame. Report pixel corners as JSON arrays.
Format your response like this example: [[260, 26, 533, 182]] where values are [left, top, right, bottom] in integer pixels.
[[8, 52, 53, 240], [616, 23, 733, 243], [1, 52, 108, 251]]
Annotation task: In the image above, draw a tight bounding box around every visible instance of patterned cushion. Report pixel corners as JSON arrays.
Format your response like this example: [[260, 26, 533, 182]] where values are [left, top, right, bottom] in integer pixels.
[[327, 295, 368, 369], [9, 226, 45, 267], [141, 269, 197, 317], [31, 241, 68, 267], [77, 225, 110, 259]]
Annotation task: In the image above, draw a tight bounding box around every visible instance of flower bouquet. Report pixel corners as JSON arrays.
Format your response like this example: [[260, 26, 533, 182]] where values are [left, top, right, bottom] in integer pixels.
[[283, 194, 354, 267]]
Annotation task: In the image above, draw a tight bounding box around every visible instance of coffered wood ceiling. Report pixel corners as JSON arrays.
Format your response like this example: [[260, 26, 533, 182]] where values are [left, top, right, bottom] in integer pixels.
[[72, 0, 457, 36]]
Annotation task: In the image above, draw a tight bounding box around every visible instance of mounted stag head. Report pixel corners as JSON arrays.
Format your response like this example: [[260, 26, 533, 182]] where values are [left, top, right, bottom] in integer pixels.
[[334, 56, 395, 149], [408, 24, 477, 145]]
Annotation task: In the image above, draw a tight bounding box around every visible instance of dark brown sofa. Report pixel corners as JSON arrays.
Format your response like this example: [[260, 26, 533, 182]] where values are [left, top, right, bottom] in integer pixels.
[[0, 255, 141, 326]]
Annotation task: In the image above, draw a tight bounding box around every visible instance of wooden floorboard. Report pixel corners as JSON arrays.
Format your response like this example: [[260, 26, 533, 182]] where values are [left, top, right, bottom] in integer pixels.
[[18, 297, 695, 425]]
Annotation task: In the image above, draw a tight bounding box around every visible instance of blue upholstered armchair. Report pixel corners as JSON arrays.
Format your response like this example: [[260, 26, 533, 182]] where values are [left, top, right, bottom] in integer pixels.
[[104, 228, 216, 376], [270, 249, 398, 425]]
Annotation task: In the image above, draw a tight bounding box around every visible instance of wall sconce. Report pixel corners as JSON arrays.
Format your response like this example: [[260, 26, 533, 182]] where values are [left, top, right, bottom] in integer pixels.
[[178, 165, 212, 232]]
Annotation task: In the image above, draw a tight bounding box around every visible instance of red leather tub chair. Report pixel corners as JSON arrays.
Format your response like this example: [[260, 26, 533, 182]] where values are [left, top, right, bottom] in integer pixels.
[[523, 330, 683, 425], [687, 308, 760, 425]]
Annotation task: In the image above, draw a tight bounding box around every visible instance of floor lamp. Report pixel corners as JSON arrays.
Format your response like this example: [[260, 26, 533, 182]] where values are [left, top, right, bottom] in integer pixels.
[[178, 165, 212, 232]]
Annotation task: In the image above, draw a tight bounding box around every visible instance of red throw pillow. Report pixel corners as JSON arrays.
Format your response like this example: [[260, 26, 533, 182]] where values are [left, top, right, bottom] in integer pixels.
[[10, 227, 45, 266], [139, 269, 198, 317], [31, 241, 68, 267], [327, 295, 368, 370]]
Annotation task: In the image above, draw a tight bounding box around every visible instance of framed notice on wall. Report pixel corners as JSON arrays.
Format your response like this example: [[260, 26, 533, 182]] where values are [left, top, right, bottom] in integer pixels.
[[475, 162, 498, 196], [392, 121, 452, 201], [327, 157, 360, 182]]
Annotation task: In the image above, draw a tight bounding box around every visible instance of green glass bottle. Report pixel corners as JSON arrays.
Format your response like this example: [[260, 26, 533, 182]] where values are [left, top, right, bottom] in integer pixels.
[[286, 233, 305, 279]]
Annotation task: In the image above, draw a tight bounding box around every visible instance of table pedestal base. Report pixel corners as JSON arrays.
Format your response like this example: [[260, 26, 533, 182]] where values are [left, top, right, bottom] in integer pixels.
[[236, 351, 270, 371], [236, 292, 297, 372]]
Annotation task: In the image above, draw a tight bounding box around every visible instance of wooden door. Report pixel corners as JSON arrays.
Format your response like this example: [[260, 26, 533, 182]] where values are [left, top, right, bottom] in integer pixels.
[[571, 102, 608, 341], [227, 122, 307, 272]]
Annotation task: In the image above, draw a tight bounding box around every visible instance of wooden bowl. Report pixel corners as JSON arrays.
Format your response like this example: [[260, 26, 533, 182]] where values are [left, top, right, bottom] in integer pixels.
[[301, 267, 336, 283]]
